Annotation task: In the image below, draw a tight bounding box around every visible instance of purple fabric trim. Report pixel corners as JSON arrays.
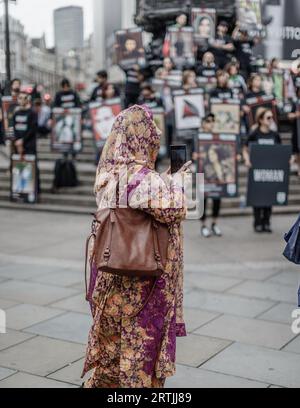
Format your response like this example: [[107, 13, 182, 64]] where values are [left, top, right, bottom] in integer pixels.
[[88, 262, 98, 314], [176, 323, 187, 337], [141, 104, 154, 121], [120, 167, 151, 204]]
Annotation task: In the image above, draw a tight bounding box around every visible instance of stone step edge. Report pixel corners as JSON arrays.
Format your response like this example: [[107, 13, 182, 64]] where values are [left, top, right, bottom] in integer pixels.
[[0, 201, 298, 218]]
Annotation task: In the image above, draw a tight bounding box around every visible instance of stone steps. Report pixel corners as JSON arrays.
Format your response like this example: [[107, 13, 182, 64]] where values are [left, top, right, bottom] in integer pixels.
[[0, 199, 298, 218], [0, 131, 299, 216], [1, 188, 299, 210]]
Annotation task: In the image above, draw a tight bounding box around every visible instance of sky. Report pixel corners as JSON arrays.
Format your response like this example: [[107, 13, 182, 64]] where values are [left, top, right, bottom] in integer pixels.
[[1, 0, 93, 47]]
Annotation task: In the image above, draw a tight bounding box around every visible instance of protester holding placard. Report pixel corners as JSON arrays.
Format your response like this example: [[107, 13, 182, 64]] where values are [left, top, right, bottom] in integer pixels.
[[101, 83, 120, 101], [232, 25, 258, 78], [242, 74, 266, 130], [155, 57, 175, 80], [226, 61, 247, 97], [210, 70, 233, 99], [182, 70, 198, 92], [195, 52, 218, 78], [54, 78, 81, 110], [13, 92, 38, 156], [198, 113, 223, 238], [90, 71, 108, 103], [208, 21, 234, 69], [243, 107, 282, 233], [162, 12, 189, 59], [124, 65, 144, 108], [138, 84, 163, 108], [12, 91, 40, 195], [245, 73, 265, 100], [53, 78, 82, 160]]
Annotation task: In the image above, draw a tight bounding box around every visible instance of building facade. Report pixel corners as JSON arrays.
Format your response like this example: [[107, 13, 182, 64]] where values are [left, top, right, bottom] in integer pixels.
[[93, 0, 136, 71], [54, 6, 84, 55]]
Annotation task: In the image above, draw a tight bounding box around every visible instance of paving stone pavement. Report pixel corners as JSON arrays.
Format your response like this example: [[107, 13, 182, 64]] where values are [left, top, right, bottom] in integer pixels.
[[0, 209, 299, 388]]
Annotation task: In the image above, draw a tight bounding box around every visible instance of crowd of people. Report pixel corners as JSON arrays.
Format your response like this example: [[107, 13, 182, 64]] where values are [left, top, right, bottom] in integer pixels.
[[0, 13, 300, 237]]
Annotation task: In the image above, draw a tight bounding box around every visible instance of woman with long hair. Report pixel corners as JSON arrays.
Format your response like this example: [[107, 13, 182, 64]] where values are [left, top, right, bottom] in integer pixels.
[[82, 105, 190, 388], [243, 107, 281, 233]]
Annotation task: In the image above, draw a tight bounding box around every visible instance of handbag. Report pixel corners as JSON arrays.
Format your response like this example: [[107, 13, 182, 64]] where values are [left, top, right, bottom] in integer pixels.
[[283, 215, 300, 265], [84, 168, 170, 318]]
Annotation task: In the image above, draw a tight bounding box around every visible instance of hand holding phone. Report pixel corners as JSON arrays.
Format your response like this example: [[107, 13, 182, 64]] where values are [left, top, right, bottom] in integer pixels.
[[170, 145, 187, 174]]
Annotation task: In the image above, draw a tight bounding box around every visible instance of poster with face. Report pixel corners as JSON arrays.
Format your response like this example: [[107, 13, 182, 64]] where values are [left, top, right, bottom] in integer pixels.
[[236, 0, 262, 31], [2, 96, 18, 139], [89, 99, 122, 148], [247, 144, 291, 207], [11, 154, 37, 204], [115, 28, 145, 68], [211, 99, 241, 135], [152, 107, 167, 157], [51, 108, 82, 153], [169, 27, 195, 65], [198, 133, 238, 198], [246, 95, 278, 128], [173, 89, 205, 131], [191, 8, 216, 42]]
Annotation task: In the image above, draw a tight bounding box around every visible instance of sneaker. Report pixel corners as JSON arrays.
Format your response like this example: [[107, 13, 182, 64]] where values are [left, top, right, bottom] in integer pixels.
[[254, 225, 264, 233], [263, 225, 273, 233], [212, 224, 223, 237], [201, 226, 211, 238]]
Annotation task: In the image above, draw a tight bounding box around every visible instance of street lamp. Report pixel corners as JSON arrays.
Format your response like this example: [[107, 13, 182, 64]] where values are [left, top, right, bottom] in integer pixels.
[[2, 0, 16, 87]]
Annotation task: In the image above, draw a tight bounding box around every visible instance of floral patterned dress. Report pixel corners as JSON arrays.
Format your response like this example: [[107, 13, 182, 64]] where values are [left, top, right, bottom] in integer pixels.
[[82, 106, 187, 388]]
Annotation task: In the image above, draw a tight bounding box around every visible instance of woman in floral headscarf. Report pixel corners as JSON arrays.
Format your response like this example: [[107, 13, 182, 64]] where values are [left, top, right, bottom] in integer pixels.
[[82, 105, 189, 388]]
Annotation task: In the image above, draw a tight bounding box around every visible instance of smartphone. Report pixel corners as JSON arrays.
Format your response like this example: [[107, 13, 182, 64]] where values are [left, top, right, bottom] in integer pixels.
[[170, 145, 187, 174]]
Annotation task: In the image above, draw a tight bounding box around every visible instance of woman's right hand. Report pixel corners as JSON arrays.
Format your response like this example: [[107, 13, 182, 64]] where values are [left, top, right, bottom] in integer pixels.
[[245, 159, 252, 169], [178, 161, 193, 174], [243, 105, 251, 114]]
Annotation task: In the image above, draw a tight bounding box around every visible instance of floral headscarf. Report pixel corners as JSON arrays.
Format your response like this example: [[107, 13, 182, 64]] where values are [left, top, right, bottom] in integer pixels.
[[94, 105, 161, 194]]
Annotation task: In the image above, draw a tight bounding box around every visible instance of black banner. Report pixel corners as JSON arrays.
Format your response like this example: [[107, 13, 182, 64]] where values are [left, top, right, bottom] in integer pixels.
[[247, 144, 291, 207]]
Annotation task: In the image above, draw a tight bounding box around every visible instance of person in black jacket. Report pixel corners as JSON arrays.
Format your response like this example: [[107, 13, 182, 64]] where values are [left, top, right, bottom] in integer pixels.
[[124, 64, 144, 108], [53, 78, 81, 161], [196, 52, 218, 78], [232, 25, 259, 79], [54, 78, 81, 109], [138, 84, 163, 108], [210, 70, 233, 99], [90, 70, 108, 102], [13, 92, 38, 155], [208, 21, 234, 69], [243, 107, 282, 233]]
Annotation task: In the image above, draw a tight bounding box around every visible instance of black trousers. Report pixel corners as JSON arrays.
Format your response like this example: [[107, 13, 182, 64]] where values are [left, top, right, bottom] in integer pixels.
[[201, 198, 221, 222], [253, 207, 272, 227]]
